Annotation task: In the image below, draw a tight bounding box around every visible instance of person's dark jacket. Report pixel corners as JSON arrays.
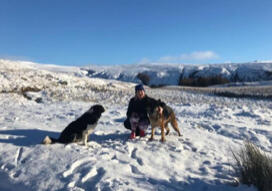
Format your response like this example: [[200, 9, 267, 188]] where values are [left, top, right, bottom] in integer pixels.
[[124, 95, 151, 130]]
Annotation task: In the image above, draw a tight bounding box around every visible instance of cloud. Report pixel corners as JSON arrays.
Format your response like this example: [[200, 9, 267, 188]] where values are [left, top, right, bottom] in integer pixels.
[[137, 57, 151, 65], [180, 51, 219, 60], [158, 51, 219, 63]]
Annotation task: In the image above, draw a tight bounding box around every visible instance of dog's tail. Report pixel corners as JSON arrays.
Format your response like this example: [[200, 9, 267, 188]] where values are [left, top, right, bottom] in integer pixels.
[[42, 136, 59, 144], [170, 113, 181, 136]]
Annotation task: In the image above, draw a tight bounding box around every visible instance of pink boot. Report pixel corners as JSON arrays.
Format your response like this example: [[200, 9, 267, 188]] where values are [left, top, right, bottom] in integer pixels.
[[139, 130, 145, 137]]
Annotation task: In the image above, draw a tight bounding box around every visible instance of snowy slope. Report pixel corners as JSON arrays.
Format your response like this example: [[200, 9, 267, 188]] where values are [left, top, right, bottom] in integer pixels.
[[1, 60, 272, 191]]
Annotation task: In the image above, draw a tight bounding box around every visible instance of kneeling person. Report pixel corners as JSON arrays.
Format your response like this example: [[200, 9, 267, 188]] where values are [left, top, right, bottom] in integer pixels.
[[124, 84, 161, 139]]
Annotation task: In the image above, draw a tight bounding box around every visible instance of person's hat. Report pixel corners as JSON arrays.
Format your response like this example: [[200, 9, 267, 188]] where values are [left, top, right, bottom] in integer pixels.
[[135, 84, 145, 92]]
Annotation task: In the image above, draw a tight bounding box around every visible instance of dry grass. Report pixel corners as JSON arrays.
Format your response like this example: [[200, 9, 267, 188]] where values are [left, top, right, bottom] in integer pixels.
[[162, 85, 272, 100], [232, 142, 272, 191]]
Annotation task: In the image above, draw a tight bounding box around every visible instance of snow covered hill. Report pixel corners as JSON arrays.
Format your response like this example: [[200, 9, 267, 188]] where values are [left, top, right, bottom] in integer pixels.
[[80, 61, 272, 86], [2, 59, 272, 87], [1, 60, 271, 191]]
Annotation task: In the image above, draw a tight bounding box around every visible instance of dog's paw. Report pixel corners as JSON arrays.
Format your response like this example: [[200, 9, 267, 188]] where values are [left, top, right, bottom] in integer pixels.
[[148, 138, 154, 141], [160, 138, 166, 143], [42, 136, 52, 144]]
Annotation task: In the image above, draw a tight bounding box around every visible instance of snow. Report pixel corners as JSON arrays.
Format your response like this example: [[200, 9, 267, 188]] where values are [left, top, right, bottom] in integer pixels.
[[1, 60, 271, 190]]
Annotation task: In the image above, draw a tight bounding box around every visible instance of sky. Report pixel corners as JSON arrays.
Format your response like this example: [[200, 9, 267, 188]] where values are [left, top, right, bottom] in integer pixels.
[[0, 0, 272, 66]]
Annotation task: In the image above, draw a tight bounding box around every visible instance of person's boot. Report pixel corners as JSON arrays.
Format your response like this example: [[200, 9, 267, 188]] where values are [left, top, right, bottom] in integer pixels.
[[139, 129, 145, 137], [129, 131, 136, 139]]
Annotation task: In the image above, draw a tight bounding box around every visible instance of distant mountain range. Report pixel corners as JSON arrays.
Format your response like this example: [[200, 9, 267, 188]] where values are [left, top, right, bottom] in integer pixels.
[[81, 62, 272, 86], [1, 59, 272, 86]]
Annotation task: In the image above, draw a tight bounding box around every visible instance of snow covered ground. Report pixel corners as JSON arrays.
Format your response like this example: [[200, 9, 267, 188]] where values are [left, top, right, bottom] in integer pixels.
[[1, 60, 271, 191]]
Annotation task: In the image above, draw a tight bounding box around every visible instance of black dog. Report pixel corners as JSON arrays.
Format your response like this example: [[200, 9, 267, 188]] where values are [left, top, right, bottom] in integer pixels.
[[42, 104, 105, 146]]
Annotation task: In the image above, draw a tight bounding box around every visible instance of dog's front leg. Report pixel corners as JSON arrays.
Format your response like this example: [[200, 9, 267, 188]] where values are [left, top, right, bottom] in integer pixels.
[[149, 126, 155, 141], [82, 130, 89, 146]]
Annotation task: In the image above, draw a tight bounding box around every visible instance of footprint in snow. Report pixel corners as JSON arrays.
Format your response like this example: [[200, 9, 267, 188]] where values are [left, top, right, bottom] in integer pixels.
[[183, 140, 198, 152], [131, 148, 144, 166], [81, 167, 106, 190], [109, 110, 121, 116], [66, 167, 106, 190], [63, 158, 92, 178], [81, 167, 98, 183], [114, 117, 126, 123], [130, 165, 143, 175]]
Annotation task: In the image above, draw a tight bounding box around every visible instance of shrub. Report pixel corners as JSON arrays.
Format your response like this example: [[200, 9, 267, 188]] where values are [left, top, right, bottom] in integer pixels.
[[178, 77, 195, 86], [232, 141, 272, 191], [21, 86, 41, 93], [136, 72, 150, 85], [149, 84, 166, 88], [179, 75, 229, 87]]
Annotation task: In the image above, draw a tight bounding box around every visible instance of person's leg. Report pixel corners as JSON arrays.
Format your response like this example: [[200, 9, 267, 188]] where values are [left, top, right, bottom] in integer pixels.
[[138, 119, 149, 137], [135, 127, 140, 136], [129, 113, 140, 139]]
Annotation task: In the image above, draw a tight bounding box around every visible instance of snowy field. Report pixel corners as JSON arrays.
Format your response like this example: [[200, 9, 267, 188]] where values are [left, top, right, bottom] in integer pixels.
[[1, 60, 272, 191]]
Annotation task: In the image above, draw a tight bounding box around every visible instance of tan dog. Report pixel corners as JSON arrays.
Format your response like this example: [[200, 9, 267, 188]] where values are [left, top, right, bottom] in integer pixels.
[[146, 99, 181, 142]]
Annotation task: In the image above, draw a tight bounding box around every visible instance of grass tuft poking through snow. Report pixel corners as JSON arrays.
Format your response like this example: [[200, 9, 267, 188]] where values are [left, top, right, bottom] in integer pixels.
[[232, 141, 272, 191]]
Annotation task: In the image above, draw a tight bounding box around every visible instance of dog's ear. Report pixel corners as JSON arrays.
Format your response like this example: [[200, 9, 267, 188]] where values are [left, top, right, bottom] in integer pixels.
[[157, 99, 166, 108]]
